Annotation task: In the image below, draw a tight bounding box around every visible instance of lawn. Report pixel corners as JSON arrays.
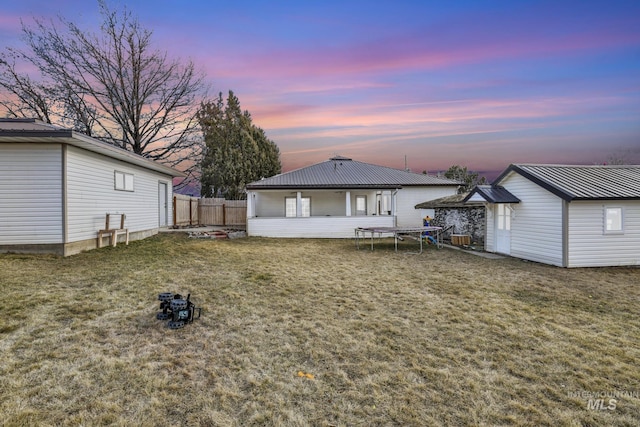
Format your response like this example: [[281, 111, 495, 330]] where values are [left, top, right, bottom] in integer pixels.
[[1, 233, 639, 426]]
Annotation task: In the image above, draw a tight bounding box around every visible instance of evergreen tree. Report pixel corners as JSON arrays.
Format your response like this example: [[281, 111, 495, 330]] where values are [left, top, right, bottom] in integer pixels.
[[197, 91, 281, 199]]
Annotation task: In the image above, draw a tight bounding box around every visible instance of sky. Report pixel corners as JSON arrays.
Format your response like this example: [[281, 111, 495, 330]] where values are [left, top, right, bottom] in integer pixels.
[[1, 0, 639, 178]]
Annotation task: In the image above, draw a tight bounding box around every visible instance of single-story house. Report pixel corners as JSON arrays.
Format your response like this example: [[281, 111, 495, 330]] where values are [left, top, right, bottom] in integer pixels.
[[415, 193, 485, 245], [464, 164, 640, 268], [245, 156, 460, 238], [0, 118, 184, 256]]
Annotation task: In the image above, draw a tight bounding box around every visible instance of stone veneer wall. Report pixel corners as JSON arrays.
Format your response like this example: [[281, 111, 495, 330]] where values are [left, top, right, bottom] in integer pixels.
[[432, 207, 485, 245]]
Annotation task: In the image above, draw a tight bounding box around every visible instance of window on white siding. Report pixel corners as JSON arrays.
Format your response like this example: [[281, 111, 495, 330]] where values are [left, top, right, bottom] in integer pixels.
[[285, 197, 296, 217], [604, 207, 623, 233], [355, 196, 367, 216], [285, 197, 311, 217], [114, 171, 134, 191], [376, 191, 391, 215], [301, 197, 311, 217], [497, 204, 511, 230]]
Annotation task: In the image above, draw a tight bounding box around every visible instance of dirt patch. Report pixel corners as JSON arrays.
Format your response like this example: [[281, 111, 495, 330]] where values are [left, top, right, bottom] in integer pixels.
[[188, 229, 247, 239]]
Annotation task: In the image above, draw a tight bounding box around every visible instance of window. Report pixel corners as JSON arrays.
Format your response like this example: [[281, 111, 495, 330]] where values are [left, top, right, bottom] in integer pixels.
[[376, 192, 391, 215], [355, 196, 367, 216], [497, 204, 511, 230], [285, 196, 311, 217], [285, 197, 296, 217], [115, 171, 134, 191], [604, 207, 623, 233], [301, 197, 311, 217]]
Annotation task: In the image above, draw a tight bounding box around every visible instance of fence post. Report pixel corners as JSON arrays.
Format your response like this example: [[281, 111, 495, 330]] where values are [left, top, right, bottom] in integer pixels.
[[192, 198, 199, 226], [223, 203, 226, 225], [173, 196, 177, 226]]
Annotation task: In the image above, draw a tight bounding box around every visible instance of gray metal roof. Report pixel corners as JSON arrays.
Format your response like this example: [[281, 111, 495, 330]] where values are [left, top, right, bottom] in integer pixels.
[[496, 164, 640, 201], [246, 156, 461, 190], [463, 185, 521, 204], [0, 118, 185, 177]]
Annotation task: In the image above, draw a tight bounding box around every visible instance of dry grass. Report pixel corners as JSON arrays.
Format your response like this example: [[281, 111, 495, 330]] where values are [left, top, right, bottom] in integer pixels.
[[1, 233, 639, 426]]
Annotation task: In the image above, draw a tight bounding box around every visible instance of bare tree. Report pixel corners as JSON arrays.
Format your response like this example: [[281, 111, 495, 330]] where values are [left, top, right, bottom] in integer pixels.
[[444, 165, 487, 194], [604, 148, 639, 165], [0, 0, 207, 185], [0, 54, 56, 123]]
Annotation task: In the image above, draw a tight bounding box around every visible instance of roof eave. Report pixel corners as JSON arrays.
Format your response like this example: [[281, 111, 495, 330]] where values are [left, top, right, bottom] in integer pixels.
[[0, 129, 73, 138], [571, 196, 640, 201], [246, 182, 459, 190], [463, 185, 520, 204], [246, 184, 402, 190], [0, 131, 185, 178], [402, 183, 460, 187], [495, 164, 574, 201], [416, 202, 484, 209]]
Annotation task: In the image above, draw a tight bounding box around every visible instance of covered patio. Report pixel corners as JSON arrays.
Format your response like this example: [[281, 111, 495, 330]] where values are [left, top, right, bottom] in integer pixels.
[[245, 156, 460, 238], [246, 188, 397, 238]]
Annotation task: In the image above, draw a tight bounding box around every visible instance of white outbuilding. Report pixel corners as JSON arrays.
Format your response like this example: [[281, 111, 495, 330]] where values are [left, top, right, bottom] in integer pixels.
[[0, 118, 184, 256], [465, 164, 640, 267]]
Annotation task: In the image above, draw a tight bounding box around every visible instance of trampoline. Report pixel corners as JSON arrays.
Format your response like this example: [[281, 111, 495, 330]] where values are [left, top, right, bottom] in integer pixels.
[[354, 226, 443, 254]]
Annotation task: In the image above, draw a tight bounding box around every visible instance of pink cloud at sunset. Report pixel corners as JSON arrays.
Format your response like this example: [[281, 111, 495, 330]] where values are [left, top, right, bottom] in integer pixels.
[[1, 0, 638, 179], [190, 5, 640, 83]]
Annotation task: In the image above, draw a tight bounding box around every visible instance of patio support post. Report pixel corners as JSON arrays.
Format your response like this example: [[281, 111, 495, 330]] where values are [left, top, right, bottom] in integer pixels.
[[247, 192, 254, 218], [345, 191, 351, 216], [296, 191, 302, 217], [392, 190, 398, 226]]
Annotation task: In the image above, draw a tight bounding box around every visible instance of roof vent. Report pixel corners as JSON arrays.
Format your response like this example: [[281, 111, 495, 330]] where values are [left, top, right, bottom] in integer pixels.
[[330, 155, 352, 161]]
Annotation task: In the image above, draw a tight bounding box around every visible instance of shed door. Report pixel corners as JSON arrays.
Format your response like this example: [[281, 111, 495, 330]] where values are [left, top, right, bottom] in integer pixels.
[[495, 203, 511, 255], [159, 182, 168, 227]]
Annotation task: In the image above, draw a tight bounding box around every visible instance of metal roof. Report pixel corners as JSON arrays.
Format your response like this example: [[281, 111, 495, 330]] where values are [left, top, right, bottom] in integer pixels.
[[463, 185, 521, 203], [496, 164, 640, 201], [0, 119, 185, 177], [415, 193, 485, 208], [246, 156, 461, 190]]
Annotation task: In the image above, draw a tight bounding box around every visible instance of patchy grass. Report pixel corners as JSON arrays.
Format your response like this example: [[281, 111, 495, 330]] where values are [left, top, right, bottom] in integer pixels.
[[1, 233, 639, 426]]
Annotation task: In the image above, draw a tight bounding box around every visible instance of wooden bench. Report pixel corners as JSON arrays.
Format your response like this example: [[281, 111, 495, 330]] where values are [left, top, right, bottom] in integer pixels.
[[97, 213, 129, 248]]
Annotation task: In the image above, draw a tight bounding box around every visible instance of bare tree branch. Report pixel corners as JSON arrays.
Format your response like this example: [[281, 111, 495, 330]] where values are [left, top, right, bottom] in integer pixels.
[[0, 0, 207, 176]]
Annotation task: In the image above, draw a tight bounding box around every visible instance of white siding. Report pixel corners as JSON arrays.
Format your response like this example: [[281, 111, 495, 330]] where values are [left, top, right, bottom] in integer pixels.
[[252, 189, 393, 218], [248, 215, 394, 238], [249, 186, 456, 236], [65, 146, 173, 242], [567, 200, 640, 267], [311, 190, 350, 216], [396, 186, 457, 227], [0, 144, 63, 244], [501, 173, 564, 266], [253, 190, 289, 217]]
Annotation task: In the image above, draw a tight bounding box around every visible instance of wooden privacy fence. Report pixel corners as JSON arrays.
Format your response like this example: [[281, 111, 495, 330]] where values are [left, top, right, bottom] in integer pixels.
[[173, 195, 247, 227], [173, 194, 199, 226]]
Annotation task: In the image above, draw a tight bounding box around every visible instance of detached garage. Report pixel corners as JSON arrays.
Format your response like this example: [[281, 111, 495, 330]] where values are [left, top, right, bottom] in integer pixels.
[[0, 118, 184, 256], [465, 164, 640, 268]]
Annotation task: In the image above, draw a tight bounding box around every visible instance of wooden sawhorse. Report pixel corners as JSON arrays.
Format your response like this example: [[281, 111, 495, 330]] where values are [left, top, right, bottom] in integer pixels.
[[97, 213, 129, 248]]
